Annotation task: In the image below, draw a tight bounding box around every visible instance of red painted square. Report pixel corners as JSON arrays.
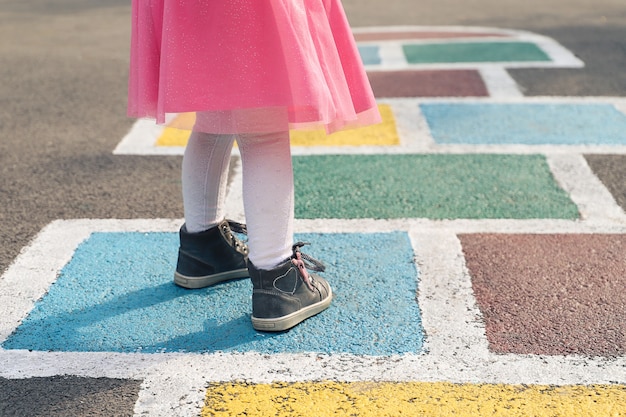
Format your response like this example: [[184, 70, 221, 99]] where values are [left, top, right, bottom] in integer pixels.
[[460, 234, 626, 356], [367, 70, 489, 98]]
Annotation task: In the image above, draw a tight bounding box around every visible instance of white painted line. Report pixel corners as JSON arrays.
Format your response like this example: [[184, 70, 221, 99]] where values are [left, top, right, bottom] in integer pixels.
[[4, 344, 623, 386], [358, 25, 583, 71], [614, 101, 626, 116], [117, 97, 626, 156], [547, 154, 626, 224], [387, 98, 434, 152], [0, 350, 173, 379], [134, 358, 208, 417], [0, 219, 626, 416], [1, 218, 625, 417], [364, 61, 584, 71], [410, 229, 490, 360], [351, 25, 544, 38], [530, 33, 585, 68], [479, 66, 524, 98], [374, 41, 407, 69], [114, 119, 183, 156], [295, 218, 626, 234], [288, 143, 626, 156]]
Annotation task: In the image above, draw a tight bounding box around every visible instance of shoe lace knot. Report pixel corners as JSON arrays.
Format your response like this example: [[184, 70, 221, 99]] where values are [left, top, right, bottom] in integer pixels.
[[291, 242, 325, 291]]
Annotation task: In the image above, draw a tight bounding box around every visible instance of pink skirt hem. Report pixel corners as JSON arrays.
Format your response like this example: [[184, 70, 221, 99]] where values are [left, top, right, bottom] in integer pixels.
[[128, 0, 380, 135]]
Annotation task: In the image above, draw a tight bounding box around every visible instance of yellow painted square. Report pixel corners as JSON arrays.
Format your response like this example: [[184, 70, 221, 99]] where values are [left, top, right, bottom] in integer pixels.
[[202, 381, 626, 417], [155, 112, 196, 147], [155, 105, 398, 148], [291, 104, 399, 147]]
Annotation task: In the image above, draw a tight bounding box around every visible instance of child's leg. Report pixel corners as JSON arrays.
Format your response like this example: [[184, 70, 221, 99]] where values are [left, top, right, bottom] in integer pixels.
[[238, 131, 332, 332], [182, 131, 235, 233], [175, 131, 248, 289], [237, 131, 294, 269]]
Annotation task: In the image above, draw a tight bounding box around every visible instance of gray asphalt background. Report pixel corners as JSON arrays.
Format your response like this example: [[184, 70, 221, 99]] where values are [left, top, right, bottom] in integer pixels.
[[1, 0, 625, 415], [2, 0, 626, 280]]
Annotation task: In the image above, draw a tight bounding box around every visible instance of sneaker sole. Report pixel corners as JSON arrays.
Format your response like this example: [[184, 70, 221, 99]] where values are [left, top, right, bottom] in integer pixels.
[[174, 268, 249, 289], [251, 288, 333, 332]]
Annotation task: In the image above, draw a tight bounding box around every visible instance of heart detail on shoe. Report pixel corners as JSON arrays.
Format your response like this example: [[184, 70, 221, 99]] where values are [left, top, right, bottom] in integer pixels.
[[272, 267, 299, 295]]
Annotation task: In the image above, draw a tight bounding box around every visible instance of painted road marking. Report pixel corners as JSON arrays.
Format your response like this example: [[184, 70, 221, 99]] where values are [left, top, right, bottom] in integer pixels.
[[354, 25, 583, 71], [358, 45, 381, 65], [353, 28, 513, 41], [366, 40, 551, 66], [422, 102, 626, 145], [153, 112, 196, 147], [11, 24, 626, 416], [154, 104, 400, 149], [289, 104, 399, 146], [367, 69, 490, 98], [546, 154, 626, 223], [293, 154, 579, 220], [2, 219, 626, 416], [113, 25, 587, 156], [202, 381, 626, 417], [402, 41, 551, 63], [461, 233, 626, 356], [222, 149, 621, 224], [2, 232, 422, 355], [288, 98, 626, 156], [354, 25, 582, 99], [222, 150, 625, 228], [114, 97, 626, 156]]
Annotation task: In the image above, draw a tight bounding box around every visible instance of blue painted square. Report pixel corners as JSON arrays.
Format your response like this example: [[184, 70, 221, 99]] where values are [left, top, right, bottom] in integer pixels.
[[2, 232, 423, 356], [421, 103, 626, 145], [358, 45, 381, 65]]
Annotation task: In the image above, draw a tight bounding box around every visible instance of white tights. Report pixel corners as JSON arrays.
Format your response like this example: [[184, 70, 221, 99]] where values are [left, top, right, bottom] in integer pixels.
[[182, 130, 294, 269]]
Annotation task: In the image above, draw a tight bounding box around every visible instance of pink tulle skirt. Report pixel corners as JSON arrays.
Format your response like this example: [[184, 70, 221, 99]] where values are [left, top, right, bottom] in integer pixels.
[[127, 0, 381, 134]]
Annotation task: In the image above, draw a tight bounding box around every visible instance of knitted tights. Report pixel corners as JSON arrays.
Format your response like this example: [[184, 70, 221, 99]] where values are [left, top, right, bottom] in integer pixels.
[[182, 130, 294, 269]]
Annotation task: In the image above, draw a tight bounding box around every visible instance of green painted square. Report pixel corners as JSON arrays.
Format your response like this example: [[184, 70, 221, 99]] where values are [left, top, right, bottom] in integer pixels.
[[294, 154, 579, 220], [403, 42, 551, 64]]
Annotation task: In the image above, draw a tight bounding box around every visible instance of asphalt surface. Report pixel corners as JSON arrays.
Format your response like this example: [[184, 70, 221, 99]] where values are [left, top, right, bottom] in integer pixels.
[[1, 0, 626, 415], [2, 0, 626, 275]]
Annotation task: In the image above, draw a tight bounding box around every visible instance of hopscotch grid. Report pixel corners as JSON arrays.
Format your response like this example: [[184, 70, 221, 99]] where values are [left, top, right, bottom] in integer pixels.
[[364, 61, 584, 72], [2, 220, 626, 363], [11, 25, 626, 415], [360, 37, 578, 72], [2, 218, 626, 416], [2, 195, 622, 350], [352, 25, 556, 38], [358, 37, 547, 46], [116, 97, 626, 156], [114, 25, 594, 157], [354, 25, 584, 69]]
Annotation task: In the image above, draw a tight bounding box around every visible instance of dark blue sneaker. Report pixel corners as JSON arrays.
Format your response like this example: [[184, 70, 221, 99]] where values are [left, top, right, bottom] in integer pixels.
[[174, 220, 249, 289], [249, 243, 332, 331]]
